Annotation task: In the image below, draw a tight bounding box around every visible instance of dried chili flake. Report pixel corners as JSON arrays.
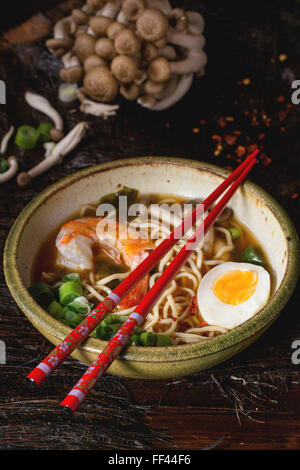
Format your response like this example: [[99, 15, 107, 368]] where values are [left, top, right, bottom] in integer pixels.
[[291, 193, 298, 199], [242, 78, 251, 85], [279, 54, 287, 62], [200, 119, 206, 125], [277, 96, 285, 103], [193, 127, 200, 134], [218, 117, 227, 127], [224, 134, 237, 146], [235, 145, 246, 157], [212, 134, 222, 142]]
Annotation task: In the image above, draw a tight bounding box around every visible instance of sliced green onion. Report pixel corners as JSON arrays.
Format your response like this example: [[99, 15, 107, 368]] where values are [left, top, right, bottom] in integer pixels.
[[37, 122, 54, 143], [140, 331, 156, 347], [96, 324, 112, 340], [229, 226, 241, 240], [67, 296, 91, 315], [62, 273, 81, 284], [240, 246, 265, 266], [132, 334, 142, 346], [104, 314, 127, 325], [59, 281, 83, 305], [28, 282, 54, 308], [156, 334, 172, 347], [64, 309, 83, 327], [0, 157, 8, 173], [89, 330, 97, 338], [15, 125, 39, 150], [47, 300, 65, 319]]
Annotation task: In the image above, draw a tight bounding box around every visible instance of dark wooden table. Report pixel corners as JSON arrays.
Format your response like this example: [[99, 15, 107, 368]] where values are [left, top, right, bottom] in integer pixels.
[[0, 0, 299, 450]]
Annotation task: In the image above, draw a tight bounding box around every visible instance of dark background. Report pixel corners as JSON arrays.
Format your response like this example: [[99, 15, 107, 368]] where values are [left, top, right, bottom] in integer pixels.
[[0, 0, 299, 450]]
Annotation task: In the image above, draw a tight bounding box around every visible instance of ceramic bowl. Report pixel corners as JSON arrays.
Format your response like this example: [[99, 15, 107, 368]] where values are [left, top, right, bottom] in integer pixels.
[[4, 157, 300, 379]]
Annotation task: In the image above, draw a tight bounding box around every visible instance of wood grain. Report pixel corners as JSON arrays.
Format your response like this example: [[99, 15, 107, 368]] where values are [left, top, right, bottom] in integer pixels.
[[0, 0, 299, 450]]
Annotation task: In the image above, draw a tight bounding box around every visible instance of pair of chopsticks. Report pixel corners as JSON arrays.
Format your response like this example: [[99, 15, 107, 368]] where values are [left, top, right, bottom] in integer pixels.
[[27, 150, 258, 413]]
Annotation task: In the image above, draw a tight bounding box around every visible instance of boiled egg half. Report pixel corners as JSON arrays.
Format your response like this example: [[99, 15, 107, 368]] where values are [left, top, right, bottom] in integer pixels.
[[197, 262, 270, 329]]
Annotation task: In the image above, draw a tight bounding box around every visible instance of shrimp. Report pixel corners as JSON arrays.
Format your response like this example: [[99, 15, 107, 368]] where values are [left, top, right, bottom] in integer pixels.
[[96, 220, 155, 308], [56, 217, 100, 271]]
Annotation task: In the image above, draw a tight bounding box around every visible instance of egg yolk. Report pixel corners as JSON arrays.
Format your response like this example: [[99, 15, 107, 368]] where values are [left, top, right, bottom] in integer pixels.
[[213, 270, 258, 305]]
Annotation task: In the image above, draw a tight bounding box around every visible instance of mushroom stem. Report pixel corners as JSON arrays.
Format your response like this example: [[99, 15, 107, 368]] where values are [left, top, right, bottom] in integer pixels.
[[170, 50, 207, 74], [167, 30, 205, 51], [186, 11, 205, 35], [0, 156, 18, 183], [54, 16, 72, 38], [17, 123, 88, 186], [100, 0, 122, 19], [61, 51, 81, 68], [77, 89, 119, 117], [25, 92, 64, 132], [151, 73, 193, 110], [0, 126, 14, 155]]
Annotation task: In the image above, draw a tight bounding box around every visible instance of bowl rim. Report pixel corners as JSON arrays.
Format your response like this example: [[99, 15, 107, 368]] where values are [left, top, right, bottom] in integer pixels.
[[4, 156, 300, 364]]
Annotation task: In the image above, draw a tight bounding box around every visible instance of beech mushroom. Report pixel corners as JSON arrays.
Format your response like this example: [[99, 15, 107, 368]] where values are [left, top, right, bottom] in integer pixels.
[[0, 126, 14, 154], [148, 56, 171, 83], [25, 92, 64, 135], [137, 94, 156, 108], [169, 50, 207, 75], [120, 82, 140, 100], [72, 9, 89, 25], [50, 129, 65, 142], [84, 55, 107, 72], [142, 43, 158, 61], [136, 8, 169, 42], [86, 0, 106, 11], [95, 37, 116, 60], [122, 0, 145, 21], [152, 74, 193, 110], [74, 33, 96, 61], [77, 88, 119, 116], [107, 21, 126, 40], [60, 65, 83, 83], [111, 55, 137, 83], [144, 79, 165, 95], [100, 0, 122, 19], [83, 66, 118, 101], [61, 51, 80, 68], [114, 28, 141, 56], [17, 123, 88, 187], [169, 8, 188, 31], [46, 37, 73, 56], [0, 156, 18, 184], [90, 15, 112, 36]]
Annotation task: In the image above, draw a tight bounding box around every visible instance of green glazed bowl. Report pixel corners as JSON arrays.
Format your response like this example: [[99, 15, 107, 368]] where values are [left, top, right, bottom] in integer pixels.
[[4, 157, 300, 379]]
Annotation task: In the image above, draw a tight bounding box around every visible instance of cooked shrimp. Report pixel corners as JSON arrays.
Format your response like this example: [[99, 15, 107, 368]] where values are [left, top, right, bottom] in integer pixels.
[[56, 217, 99, 271], [96, 220, 155, 308]]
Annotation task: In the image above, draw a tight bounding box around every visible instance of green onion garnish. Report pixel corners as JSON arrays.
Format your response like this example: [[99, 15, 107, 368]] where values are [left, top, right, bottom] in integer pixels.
[[229, 226, 241, 239], [47, 300, 65, 319], [156, 334, 172, 346], [240, 246, 265, 266], [140, 332, 156, 346], [59, 281, 83, 305], [37, 122, 54, 143], [15, 125, 39, 150], [28, 282, 54, 308]]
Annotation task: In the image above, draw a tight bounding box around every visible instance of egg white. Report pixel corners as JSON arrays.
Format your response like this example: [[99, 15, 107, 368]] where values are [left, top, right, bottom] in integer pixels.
[[197, 262, 271, 329]]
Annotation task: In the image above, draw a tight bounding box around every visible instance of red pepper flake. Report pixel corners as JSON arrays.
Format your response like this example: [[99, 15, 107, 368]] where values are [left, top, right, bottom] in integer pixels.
[[235, 145, 246, 157], [242, 78, 251, 85], [224, 134, 237, 146], [247, 143, 258, 153], [199, 321, 209, 327], [277, 95, 285, 103], [225, 165, 233, 171], [166, 123, 170, 128], [258, 133, 265, 140], [200, 119, 206, 125], [225, 116, 234, 122], [193, 127, 200, 134], [291, 193, 298, 199], [233, 130, 242, 135], [262, 157, 271, 166], [212, 134, 222, 142], [218, 117, 227, 127], [189, 296, 198, 315], [280, 126, 286, 132]]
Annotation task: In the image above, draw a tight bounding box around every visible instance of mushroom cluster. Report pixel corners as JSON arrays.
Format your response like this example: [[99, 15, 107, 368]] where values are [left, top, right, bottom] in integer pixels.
[[46, 0, 206, 113]]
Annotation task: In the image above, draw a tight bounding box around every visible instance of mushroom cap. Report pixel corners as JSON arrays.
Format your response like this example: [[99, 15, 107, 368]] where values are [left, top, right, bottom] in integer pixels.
[[83, 66, 119, 102], [122, 0, 145, 21], [86, 0, 106, 12], [111, 55, 137, 83], [144, 79, 165, 95], [84, 55, 108, 73], [136, 8, 169, 42], [142, 42, 158, 61], [17, 172, 32, 187], [71, 8, 89, 25], [114, 28, 141, 56], [120, 82, 140, 100], [107, 22, 126, 40], [74, 33, 96, 61], [50, 128, 64, 142], [169, 8, 189, 31], [94, 37, 116, 61], [90, 15, 112, 36], [148, 56, 171, 83], [60, 65, 83, 83]]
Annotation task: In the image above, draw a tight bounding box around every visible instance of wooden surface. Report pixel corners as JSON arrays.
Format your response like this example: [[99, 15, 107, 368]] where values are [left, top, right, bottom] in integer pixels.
[[0, 0, 299, 450]]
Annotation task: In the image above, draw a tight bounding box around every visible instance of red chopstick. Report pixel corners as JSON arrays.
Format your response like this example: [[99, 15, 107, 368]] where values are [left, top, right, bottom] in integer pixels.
[[60, 157, 257, 414], [26, 150, 259, 389]]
